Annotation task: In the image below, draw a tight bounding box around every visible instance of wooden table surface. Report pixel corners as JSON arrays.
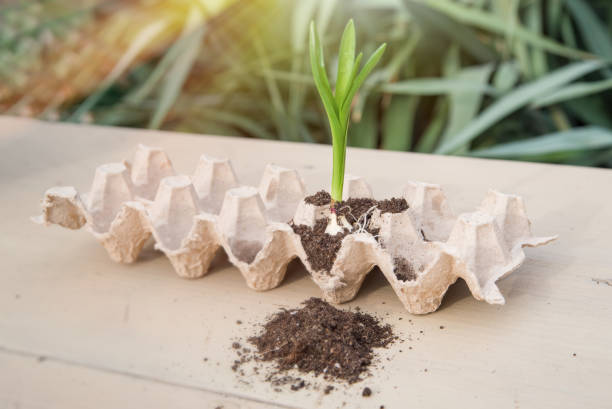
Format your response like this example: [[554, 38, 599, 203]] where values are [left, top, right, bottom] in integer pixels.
[[1, 116, 611, 409]]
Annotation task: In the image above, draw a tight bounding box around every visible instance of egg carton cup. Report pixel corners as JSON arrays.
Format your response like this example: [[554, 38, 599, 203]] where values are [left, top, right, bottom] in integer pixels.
[[34, 145, 556, 314]]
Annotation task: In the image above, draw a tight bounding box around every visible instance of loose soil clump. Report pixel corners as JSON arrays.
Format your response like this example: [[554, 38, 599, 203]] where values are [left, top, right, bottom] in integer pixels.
[[376, 198, 409, 214], [290, 219, 349, 272], [393, 257, 416, 282], [248, 297, 396, 384], [304, 190, 332, 206], [292, 192, 409, 273]]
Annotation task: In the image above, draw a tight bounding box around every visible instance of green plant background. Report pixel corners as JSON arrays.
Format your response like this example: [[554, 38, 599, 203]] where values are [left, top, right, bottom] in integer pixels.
[[2, 0, 612, 167]]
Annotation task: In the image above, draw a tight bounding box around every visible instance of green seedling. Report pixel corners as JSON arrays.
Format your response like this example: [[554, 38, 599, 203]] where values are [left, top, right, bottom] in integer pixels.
[[309, 19, 386, 233], [309, 20, 386, 205]]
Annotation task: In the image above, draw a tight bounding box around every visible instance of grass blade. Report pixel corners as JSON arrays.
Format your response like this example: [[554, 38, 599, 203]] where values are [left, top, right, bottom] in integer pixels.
[[435, 59, 606, 154], [526, 1, 548, 77], [416, 97, 447, 153], [314, 0, 338, 36], [379, 78, 497, 95], [440, 63, 493, 150], [352, 29, 420, 120], [309, 22, 340, 131], [565, 0, 612, 60], [470, 127, 612, 159], [199, 108, 276, 140], [69, 19, 168, 121], [382, 94, 419, 151], [564, 95, 612, 129], [531, 78, 612, 108], [493, 61, 520, 93], [125, 7, 203, 105], [288, 0, 324, 142], [420, 0, 593, 60], [254, 37, 290, 139], [149, 8, 206, 129], [403, 0, 497, 62], [560, 14, 578, 48], [292, 0, 318, 53], [339, 43, 386, 126], [348, 96, 378, 149], [335, 19, 355, 106], [261, 70, 313, 85], [546, 0, 563, 38]]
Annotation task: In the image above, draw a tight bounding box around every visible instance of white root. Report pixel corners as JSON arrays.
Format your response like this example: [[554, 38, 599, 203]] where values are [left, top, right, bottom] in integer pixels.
[[325, 213, 351, 235], [354, 205, 378, 234]]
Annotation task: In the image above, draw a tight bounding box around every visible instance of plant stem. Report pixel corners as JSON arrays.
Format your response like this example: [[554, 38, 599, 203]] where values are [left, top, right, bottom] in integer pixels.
[[330, 126, 347, 204]]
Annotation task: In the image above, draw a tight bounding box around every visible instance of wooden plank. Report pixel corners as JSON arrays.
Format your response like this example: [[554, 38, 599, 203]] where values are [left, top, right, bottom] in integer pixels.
[[0, 349, 288, 409], [1, 116, 611, 408]]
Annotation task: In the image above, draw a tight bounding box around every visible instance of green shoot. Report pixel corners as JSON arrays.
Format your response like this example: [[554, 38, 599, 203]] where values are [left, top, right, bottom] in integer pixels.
[[309, 19, 386, 208]]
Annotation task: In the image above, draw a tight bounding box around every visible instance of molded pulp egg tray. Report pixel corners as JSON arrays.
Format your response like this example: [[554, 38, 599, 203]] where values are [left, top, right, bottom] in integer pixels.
[[34, 145, 556, 314]]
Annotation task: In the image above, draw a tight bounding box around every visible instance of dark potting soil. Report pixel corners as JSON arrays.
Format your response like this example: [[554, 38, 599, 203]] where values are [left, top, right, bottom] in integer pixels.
[[290, 219, 349, 272], [304, 190, 332, 206], [248, 297, 396, 384], [376, 198, 409, 214], [335, 197, 378, 223], [393, 257, 416, 282], [303, 191, 408, 223], [293, 192, 409, 273]]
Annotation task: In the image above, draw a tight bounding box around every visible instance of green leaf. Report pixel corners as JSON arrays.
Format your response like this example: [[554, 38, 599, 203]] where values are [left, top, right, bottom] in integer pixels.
[[435, 59, 607, 154], [382, 95, 419, 151], [525, 1, 548, 77], [403, 0, 497, 62], [314, 0, 338, 36], [565, 95, 612, 129], [335, 19, 355, 106], [442, 43, 460, 77], [560, 14, 578, 48], [347, 52, 364, 92], [565, 149, 612, 167], [254, 37, 291, 139], [149, 24, 205, 129], [420, 0, 593, 60], [493, 61, 520, 93], [69, 19, 168, 122], [440, 63, 494, 151], [565, 0, 612, 60], [470, 127, 612, 159], [353, 30, 420, 121], [348, 96, 378, 149], [339, 43, 386, 126], [260, 70, 313, 85], [309, 21, 340, 133], [531, 78, 612, 108], [125, 25, 196, 105], [292, 0, 318, 53], [415, 97, 448, 153], [546, 0, 563, 39], [378, 78, 497, 95], [199, 108, 276, 140]]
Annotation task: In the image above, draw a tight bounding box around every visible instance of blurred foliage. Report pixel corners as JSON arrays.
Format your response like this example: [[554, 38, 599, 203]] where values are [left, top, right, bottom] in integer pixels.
[[1, 0, 612, 167]]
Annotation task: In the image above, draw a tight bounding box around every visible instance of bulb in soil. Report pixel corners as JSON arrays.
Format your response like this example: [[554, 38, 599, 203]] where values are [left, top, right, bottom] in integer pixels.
[[325, 213, 352, 235]]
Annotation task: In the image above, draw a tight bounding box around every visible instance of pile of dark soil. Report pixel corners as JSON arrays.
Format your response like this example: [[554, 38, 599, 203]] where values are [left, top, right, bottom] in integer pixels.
[[291, 191, 409, 273], [248, 297, 396, 384]]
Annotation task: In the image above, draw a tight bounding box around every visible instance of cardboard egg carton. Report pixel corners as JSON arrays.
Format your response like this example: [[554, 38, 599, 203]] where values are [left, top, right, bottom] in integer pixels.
[[34, 145, 556, 314]]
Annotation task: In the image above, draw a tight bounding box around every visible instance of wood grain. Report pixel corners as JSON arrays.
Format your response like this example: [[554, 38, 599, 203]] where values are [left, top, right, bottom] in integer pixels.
[[1, 116, 611, 408]]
